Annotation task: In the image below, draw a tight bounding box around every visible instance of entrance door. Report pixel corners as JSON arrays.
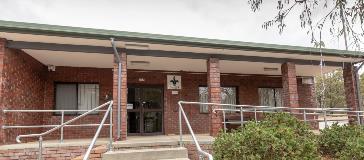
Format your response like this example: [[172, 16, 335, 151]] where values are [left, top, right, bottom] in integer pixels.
[[127, 86, 163, 135]]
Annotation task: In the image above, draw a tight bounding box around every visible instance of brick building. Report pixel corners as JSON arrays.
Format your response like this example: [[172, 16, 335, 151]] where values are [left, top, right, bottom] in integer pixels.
[[0, 20, 362, 145]]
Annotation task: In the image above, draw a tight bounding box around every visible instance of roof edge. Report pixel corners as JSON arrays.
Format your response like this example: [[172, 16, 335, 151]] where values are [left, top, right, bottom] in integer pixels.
[[0, 20, 362, 58]]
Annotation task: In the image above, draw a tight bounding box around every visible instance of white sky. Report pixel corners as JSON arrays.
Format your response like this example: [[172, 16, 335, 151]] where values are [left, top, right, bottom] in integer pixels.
[[0, 0, 355, 50]]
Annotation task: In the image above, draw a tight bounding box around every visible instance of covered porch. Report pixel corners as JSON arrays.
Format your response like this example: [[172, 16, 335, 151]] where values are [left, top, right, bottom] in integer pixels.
[[0, 20, 362, 145]]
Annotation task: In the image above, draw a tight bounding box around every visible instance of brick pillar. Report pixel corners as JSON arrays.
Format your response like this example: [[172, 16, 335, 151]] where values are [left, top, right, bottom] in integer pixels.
[[343, 63, 359, 123], [207, 57, 222, 136], [281, 62, 299, 111], [113, 51, 127, 140], [0, 38, 6, 144]]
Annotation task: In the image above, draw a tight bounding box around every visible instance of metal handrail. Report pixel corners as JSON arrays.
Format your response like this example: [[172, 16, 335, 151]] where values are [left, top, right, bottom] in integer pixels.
[[178, 101, 213, 160], [196, 102, 363, 132], [3, 109, 109, 142], [3, 109, 108, 112], [15, 101, 113, 160], [83, 101, 113, 160], [3, 124, 110, 129], [177, 101, 363, 155]]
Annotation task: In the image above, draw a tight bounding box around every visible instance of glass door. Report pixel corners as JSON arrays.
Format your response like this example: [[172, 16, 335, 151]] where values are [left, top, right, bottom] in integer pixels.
[[127, 86, 163, 135]]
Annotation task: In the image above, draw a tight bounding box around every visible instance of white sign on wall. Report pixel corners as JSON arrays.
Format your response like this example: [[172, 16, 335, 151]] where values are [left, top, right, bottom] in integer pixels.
[[167, 75, 181, 89]]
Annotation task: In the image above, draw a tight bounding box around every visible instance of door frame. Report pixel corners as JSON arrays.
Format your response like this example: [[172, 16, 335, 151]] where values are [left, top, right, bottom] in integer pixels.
[[127, 84, 164, 136]]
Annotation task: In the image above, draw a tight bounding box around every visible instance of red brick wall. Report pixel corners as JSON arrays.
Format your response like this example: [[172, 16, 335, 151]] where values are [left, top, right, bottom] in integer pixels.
[[297, 78, 316, 108], [207, 58, 222, 136], [281, 62, 299, 110], [343, 63, 358, 110], [0, 145, 102, 160], [127, 70, 315, 135], [343, 63, 358, 123], [185, 143, 212, 160], [0, 46, 47, 144], [112, 52, 127, 140], [0, 46, 317, 143], [42, 66, 113, 140]]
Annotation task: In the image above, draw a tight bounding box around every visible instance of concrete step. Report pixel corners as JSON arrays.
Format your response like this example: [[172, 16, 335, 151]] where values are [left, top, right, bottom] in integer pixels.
[[112, 140, 179, 150], [102, 147, 188, 160]]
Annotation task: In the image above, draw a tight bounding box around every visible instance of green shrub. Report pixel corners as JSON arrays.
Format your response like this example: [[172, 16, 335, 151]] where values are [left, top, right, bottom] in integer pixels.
[[319, 123, 364, 159], [213, 113, 319, 160], [338, 136, 364, 160]]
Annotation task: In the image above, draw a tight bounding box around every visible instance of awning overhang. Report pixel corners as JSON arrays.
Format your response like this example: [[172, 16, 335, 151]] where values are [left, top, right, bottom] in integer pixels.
[[0, 20, 362, 76]]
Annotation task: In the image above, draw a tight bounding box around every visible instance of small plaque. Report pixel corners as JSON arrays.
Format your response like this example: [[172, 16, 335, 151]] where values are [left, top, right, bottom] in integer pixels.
[[167, 75, 181, 89], [172, 90, 179, 95], [127, 104, 133, 109]]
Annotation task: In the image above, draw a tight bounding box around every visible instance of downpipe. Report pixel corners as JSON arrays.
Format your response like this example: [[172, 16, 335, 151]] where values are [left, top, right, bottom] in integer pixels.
[[111, 38, 122, 139]]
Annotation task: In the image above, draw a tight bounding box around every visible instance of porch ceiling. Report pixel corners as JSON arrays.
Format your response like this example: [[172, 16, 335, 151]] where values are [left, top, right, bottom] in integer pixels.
[[24, 49, 338, 76]]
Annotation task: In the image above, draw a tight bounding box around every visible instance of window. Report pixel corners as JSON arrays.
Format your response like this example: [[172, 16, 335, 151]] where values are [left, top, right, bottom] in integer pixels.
[[199, 87, 237, 113], [258, 88, 282, 107], [55, 83, 100, 114]]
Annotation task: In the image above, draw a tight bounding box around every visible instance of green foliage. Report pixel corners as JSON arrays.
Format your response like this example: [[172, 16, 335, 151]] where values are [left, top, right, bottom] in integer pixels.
[[213, 113, 319, 160], [248, 0, 364, 51], [338, 137, 364, 160], [319, 123, 364, 159], [315, 69, 346, 108]]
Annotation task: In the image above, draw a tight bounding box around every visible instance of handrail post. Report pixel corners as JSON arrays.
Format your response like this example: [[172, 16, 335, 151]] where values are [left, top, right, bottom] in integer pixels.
[[60, 111, 64, 143], [178, 102, 183, 147], [109, 106, 113, 151], [254, 108, 257, 122], [240, 107, 244, 127], [323, 110, 328, 128], [303, 109, 307, 124], [38, 136, 43, 160], [223, 110, 226, 133], [357, 112, 361, 125]]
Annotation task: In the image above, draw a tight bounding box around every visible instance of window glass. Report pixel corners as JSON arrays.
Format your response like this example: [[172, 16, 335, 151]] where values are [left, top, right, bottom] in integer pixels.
[[199, 87, 209, 113], [56, 84, 77, 114], [258, 88, 283, 107], [55, 83, 99, 114], [78, 84, 99, 114], [199, 87, 237, 113]]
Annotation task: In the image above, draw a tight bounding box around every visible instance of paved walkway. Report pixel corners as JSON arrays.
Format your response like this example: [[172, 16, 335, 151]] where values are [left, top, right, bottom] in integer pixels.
[[0, 134, 214, 150]]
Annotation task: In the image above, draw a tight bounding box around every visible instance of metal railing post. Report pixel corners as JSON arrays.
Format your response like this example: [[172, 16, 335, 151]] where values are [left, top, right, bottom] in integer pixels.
[[178, 103, 183, 147], [303, 109, 307, 124], [357, 112, 361, 125], [60, 111, 64, 143], [178, 101, 212, 160], [254, 108, 257, 122], [109, 106, 113, 151], [83, 102, 113, 160], [323, 110, 328, 128], [223, 110, 226, 133], [240, 107, 244, 127], [38, 136, 43, 160]]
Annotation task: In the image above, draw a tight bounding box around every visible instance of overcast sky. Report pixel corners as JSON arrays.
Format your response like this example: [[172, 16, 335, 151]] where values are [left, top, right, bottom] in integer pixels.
[[0, 0, 352, 50]]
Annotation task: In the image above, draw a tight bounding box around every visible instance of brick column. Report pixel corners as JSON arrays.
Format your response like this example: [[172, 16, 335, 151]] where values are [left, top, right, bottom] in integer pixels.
[[113, 51, 127, 140], [207, 57, 222, 136], [0, 38, 6, 144], [343, 63, 359, 123], [281, 62, 299, 111]]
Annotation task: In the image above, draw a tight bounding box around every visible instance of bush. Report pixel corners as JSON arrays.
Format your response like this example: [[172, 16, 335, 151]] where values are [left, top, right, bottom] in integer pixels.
[[213, 113, 319, 160], [338, 136, 364, 160], [319, 123, 364, 159]]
